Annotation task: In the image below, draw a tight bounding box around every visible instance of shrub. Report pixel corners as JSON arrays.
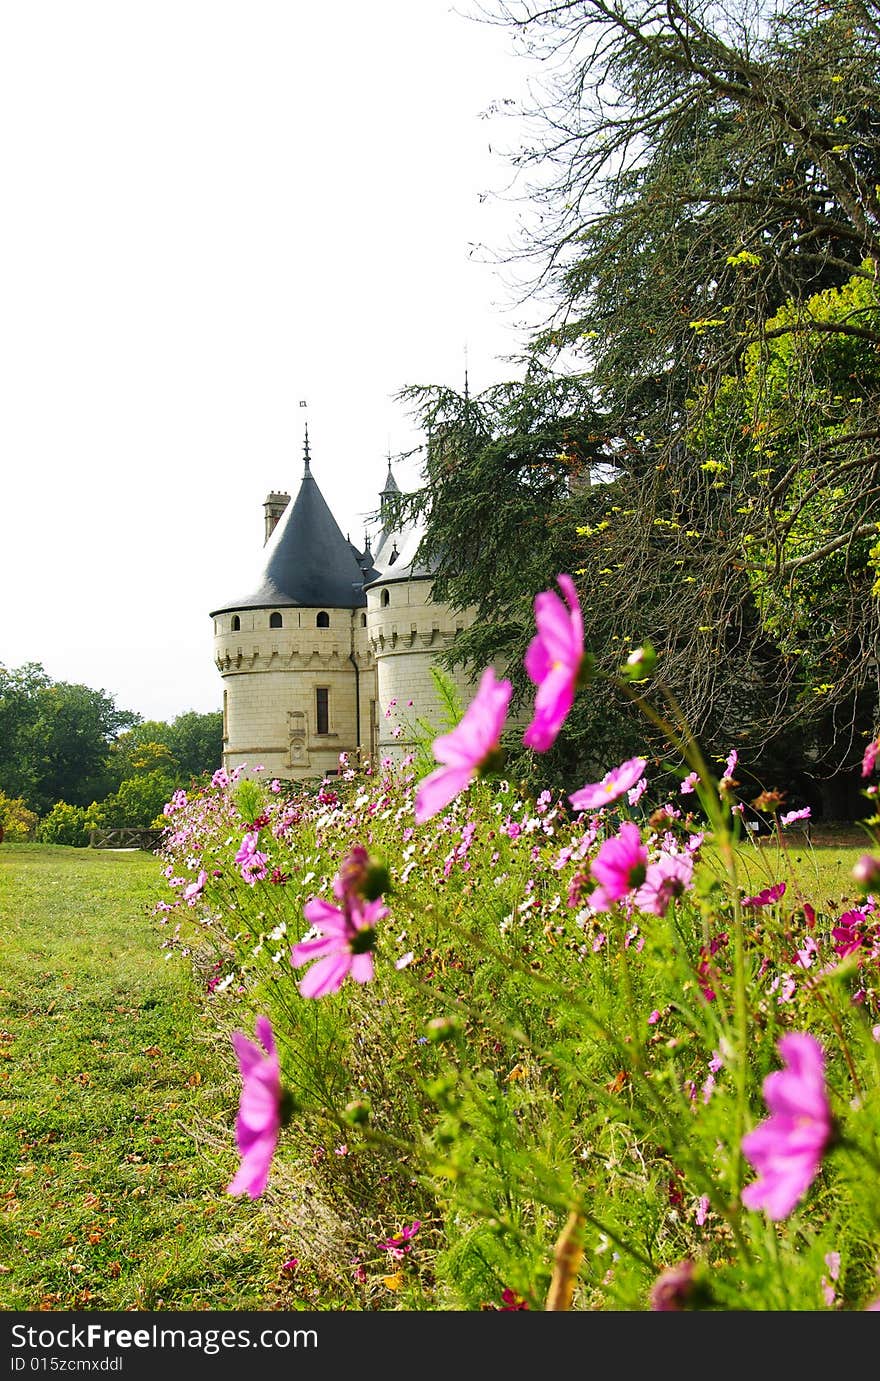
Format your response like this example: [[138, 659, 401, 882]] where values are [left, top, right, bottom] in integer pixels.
[[0, 790, 38, 841], [36, 800, 96, 847], [101, 770, 178, 828]]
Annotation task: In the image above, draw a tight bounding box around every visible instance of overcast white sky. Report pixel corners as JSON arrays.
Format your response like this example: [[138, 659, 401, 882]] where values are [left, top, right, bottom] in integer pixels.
[[0, 1, 544, 723]]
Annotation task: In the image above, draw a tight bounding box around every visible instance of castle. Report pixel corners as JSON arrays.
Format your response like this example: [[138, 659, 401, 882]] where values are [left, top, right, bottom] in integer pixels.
[[209, 429, 479, 781]]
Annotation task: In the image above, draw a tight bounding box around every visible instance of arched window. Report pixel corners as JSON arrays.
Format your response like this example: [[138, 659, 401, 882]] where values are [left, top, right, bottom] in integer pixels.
[[381, 589, 390, 607], [270, 611, 283, 629], [316, 611, 330, 628], [231, 615, 240, 632], [360, 613, 367, 627]]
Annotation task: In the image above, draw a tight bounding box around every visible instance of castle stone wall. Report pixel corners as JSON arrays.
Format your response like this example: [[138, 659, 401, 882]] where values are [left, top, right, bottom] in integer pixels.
[[366, 575, 479, 762], [214, 606, 376, 780]]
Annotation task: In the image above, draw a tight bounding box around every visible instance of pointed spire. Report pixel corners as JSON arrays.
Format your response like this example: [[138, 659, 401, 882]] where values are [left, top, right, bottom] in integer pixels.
[[381, 455, 400, 495], [303, 422, 312, 476]]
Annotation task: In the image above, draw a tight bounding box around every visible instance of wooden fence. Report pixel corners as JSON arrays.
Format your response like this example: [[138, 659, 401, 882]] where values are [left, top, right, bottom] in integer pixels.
[[89, 828, 165, 851]]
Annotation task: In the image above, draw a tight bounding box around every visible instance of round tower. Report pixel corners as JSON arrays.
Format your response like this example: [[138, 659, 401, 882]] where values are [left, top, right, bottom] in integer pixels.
[[209, 431, 373, 781], [364, 487, 479, 763]]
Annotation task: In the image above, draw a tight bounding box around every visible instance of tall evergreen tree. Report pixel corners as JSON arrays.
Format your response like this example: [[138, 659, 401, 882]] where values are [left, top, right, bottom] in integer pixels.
[[400, 0, 880, 804]]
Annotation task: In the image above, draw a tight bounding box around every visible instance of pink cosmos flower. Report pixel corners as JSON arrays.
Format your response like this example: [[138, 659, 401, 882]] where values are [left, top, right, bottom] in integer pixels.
[[588, 821, 648, 911], [378, 1220, 421, 1260], [522, 573, 585, 752], [183, 869, 208, 904], [414, 667, 512, 823], [333, 844, 390, 904], [780, 807, 811, 827], [235, 830, 259, 862], [569, 756, 648, 812], [227, 1016, 283, 1199], [634, 851, 694, 916], [821, 1250, 841, 1307], [680, 771, 699, 795], [862, 737, 879, 778], [831, 908, 871, 959], [741, 1032, 833, 1220], [627, 776, 648, 806], [497, 1287, 529, 1310], [290, 894, 387, 998], [719, 748, 738, 788], [742, 881, 786, 908]]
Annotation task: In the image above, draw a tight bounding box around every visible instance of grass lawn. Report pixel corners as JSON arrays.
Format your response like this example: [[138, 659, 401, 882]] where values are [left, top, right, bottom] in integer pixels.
[[0, 844, 292, 1311], [0, 831, 869, 1312], [703, 827, 868, 914]]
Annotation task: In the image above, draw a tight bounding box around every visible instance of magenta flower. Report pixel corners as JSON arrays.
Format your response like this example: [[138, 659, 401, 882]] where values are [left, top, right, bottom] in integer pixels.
[[234, 830, 259, 863], [680, 771, 699, 795], [742, 881, 786, 908], [862, 736, 879, 778], [332, 844, 390, 903], [588, 821, 648, 911], [183, 869, 208, 904], [634, 851, 694, 917], [378, 1220, 421, 1259], [741, 1033, 833, 1220], [522, 573, 585, 752], [227, 1016, 283, 1199], [650, 1260, 697, 1311], [569, 755, 648, 812], [719, 748, 738, 789], [290, 894, 387, 998], [497, 1287, 529, 1310], [831, 908, 873, 959], [414, 667, 512, 823]]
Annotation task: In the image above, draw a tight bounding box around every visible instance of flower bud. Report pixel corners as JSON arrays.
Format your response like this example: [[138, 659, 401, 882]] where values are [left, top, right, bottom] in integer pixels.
[[426, 1015, 461, 1044], [852, 854, 880, 892], [343, 1099, 370, 1126], [620, 642, 656, 682]]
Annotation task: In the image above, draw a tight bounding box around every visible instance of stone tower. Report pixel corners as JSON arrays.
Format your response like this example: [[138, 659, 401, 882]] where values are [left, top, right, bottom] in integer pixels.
[[210, 430, 376, 780], [209, 430, 481, 781]]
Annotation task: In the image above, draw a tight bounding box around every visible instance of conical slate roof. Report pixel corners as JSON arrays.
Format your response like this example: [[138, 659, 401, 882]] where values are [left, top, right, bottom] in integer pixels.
[[209, 452, 368, 615], [380, 463, 400, 495]]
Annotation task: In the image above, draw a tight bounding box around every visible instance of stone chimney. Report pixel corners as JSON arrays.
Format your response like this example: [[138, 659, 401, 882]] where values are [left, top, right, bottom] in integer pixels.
[[263, 491, 290, 544]]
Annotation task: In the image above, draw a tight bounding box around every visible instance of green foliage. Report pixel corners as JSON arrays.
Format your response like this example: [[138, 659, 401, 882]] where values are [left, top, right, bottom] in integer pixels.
[[108, 711, 222, 789], [231, 776, 268, 826], [157, 725, 880, 1311], [166, 709, 223, 779], [682, 268, 880, 765], [0, 790, 38, 841], [395, 374, 645, 792], [0, 662, 140, 814], [398, 0, 880, 781], [36, 800, 105, 847], [101, 771, 178, 829], [0, 662, 220, 827]]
